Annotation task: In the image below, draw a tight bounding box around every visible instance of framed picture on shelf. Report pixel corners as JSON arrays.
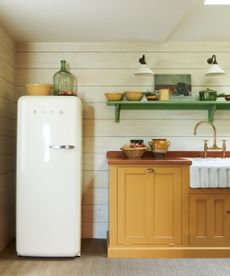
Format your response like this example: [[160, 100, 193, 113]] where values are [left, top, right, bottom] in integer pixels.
[[154, 74, 192, 97]]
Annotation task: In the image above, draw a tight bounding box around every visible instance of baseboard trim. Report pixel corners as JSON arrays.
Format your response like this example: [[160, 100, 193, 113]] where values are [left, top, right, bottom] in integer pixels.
[[108, 246, 230, 258]]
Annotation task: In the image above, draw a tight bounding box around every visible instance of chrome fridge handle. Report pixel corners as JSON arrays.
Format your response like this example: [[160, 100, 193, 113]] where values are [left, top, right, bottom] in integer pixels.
[[49, 145, 75, 149]]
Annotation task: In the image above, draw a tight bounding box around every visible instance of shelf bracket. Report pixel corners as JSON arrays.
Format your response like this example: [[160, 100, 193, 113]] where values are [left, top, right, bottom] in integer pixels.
[[115, 104, 120, 123], [208, 104, 216, 123]]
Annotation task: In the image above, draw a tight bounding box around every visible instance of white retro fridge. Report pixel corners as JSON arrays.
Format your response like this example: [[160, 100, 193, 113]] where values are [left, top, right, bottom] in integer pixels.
[[16, 96, 82, 257]]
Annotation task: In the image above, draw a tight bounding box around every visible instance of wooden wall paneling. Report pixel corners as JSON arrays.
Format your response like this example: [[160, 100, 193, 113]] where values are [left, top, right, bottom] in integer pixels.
[[83, 136, 230, 154], [15, 68, 230, 87], [16, 42, 163, 52], [83, 119, 230, 137], [0, 25, 16, 252], [83, 103, 209, 120], [16, 41, 230, 53], [15, 68, 155, 86], [14, 88, 26, 100], [0, 26, 15, 66], [83, 171, 108, 189], [0, 212, 15, 252], [16, 52, 144, 69], [0, 97, 17, 118], [83, 153, 108, 171], [15, 86, 230, 103], [0, 172, 16, 252], [15, 42, 230, 239], [0, 117, 16, 136], [0, 154, 16, 174], [76, 86, 230, 103], [82, 187, 108, 205], [83, 205, 108, 223], [0, 79, 17, 102], [0, 172, 16, 194], [16, 52, 230, 69], [0, 60, 14, 84], [0, 136, 16, 155], [82, 222, 108, 239]]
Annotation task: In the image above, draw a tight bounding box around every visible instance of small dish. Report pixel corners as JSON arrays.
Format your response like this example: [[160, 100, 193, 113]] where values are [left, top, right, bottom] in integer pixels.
[[146, 95, 158, 101], [225, 95, 230, 101], [104, 92, 123, 101]]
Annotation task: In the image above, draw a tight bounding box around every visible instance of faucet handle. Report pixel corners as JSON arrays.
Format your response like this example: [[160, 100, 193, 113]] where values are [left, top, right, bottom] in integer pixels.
[[203, 139, 208, 158], [203, 139, 208, 146], [222, 140, 227, 150], [222, 139, 227, 149], [222, 140, 227, 158]]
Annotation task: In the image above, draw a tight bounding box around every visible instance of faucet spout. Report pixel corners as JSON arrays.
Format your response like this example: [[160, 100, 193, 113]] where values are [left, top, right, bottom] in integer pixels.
[[193, 120, 222, 150]]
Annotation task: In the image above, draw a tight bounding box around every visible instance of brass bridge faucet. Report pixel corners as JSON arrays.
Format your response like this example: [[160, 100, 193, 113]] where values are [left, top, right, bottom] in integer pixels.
[[193, 121, 226, 158]]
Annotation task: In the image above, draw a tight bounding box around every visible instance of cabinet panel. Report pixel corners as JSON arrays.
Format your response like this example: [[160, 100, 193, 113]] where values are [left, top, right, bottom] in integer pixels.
[[196, 198, 207, 237], [190, 194, 230, 246], [117, 167, 152, 244], [214, 199, 225, 237], [149, 168, 182, 245], [123, 174, 146, 237], [117, 166, 182, 245]]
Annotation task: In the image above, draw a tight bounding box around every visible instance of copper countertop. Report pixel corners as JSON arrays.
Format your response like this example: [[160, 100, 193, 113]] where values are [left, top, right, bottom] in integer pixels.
[[107, 151, 230, 166], [107, 151, 192, 165]]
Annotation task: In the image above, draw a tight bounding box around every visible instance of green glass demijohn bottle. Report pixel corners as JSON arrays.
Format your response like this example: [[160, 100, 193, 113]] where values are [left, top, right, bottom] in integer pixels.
[[53, 60, 74, 95]]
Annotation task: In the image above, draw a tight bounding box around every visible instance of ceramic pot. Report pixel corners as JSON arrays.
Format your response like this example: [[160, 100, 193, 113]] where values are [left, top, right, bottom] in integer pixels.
[[148, 138, 171, 153], [199, 88, 217, 101]]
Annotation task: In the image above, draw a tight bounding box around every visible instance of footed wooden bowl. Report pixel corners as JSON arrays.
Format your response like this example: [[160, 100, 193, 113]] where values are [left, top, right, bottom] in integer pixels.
[[105, 93, 123, 101], [125, 92, 143, 101]]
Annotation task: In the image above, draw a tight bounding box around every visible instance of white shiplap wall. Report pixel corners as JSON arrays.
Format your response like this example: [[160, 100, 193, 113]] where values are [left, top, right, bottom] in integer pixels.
[[16, 42, 230, 238], [0, 25, 16, 251]]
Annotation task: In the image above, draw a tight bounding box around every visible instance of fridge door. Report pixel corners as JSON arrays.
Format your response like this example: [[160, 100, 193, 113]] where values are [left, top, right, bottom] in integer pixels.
[[16, 96, 82, 257]]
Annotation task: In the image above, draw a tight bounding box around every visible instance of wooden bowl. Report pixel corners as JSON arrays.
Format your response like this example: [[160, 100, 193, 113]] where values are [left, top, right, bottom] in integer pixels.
[[104, 93, 123, 101], [25, 83, 52, 96], [121, 147, 146, 159], [125, 92, 143, 101]]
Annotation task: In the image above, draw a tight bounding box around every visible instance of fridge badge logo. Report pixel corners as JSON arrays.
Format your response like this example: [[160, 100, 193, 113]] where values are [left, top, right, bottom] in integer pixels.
[[32, 110, 64, 114]]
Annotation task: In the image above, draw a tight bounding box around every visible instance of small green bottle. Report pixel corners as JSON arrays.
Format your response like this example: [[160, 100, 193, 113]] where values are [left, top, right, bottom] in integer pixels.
[[53, 60, 74, 95]]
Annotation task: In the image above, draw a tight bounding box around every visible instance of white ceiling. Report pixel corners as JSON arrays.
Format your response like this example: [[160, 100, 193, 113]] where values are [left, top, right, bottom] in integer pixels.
[[0, 0, 229, 42]]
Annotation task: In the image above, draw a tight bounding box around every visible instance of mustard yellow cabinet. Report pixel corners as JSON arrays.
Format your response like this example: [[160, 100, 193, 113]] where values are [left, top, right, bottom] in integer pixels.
[[108, 154, 230, 258], [189, 193, 230, 246], [113, 166, 182, 246]]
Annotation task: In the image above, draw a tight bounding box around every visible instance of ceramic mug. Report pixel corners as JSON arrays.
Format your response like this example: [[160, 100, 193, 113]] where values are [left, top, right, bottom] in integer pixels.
[[148, 138, 171, 153]]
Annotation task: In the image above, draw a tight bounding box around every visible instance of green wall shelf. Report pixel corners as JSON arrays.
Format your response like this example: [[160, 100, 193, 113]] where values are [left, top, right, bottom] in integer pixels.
[[106, 100, 230, 123]]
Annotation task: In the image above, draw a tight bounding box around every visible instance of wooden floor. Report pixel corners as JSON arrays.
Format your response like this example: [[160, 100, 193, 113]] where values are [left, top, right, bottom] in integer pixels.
[[1, 239, 230, 276]]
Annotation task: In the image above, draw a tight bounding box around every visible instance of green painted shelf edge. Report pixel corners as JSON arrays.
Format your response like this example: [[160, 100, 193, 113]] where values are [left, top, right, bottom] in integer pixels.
[[106, 100, 230, 123]]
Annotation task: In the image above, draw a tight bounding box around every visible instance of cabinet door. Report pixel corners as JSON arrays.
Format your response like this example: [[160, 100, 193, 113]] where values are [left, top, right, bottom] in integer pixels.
[[190, 194, 230, 246], [117, 167, 182, 245], [148, 167, 182, 245], [117, 167, 153, 244]]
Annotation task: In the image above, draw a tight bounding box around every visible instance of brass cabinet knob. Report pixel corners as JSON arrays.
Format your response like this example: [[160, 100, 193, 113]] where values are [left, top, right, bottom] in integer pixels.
[[226, 210, 230, 214], [145, 168, 154, 174]]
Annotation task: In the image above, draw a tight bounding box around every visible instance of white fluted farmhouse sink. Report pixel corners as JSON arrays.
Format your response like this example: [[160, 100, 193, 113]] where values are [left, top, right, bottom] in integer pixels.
[[187, 158, 230, 188]]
